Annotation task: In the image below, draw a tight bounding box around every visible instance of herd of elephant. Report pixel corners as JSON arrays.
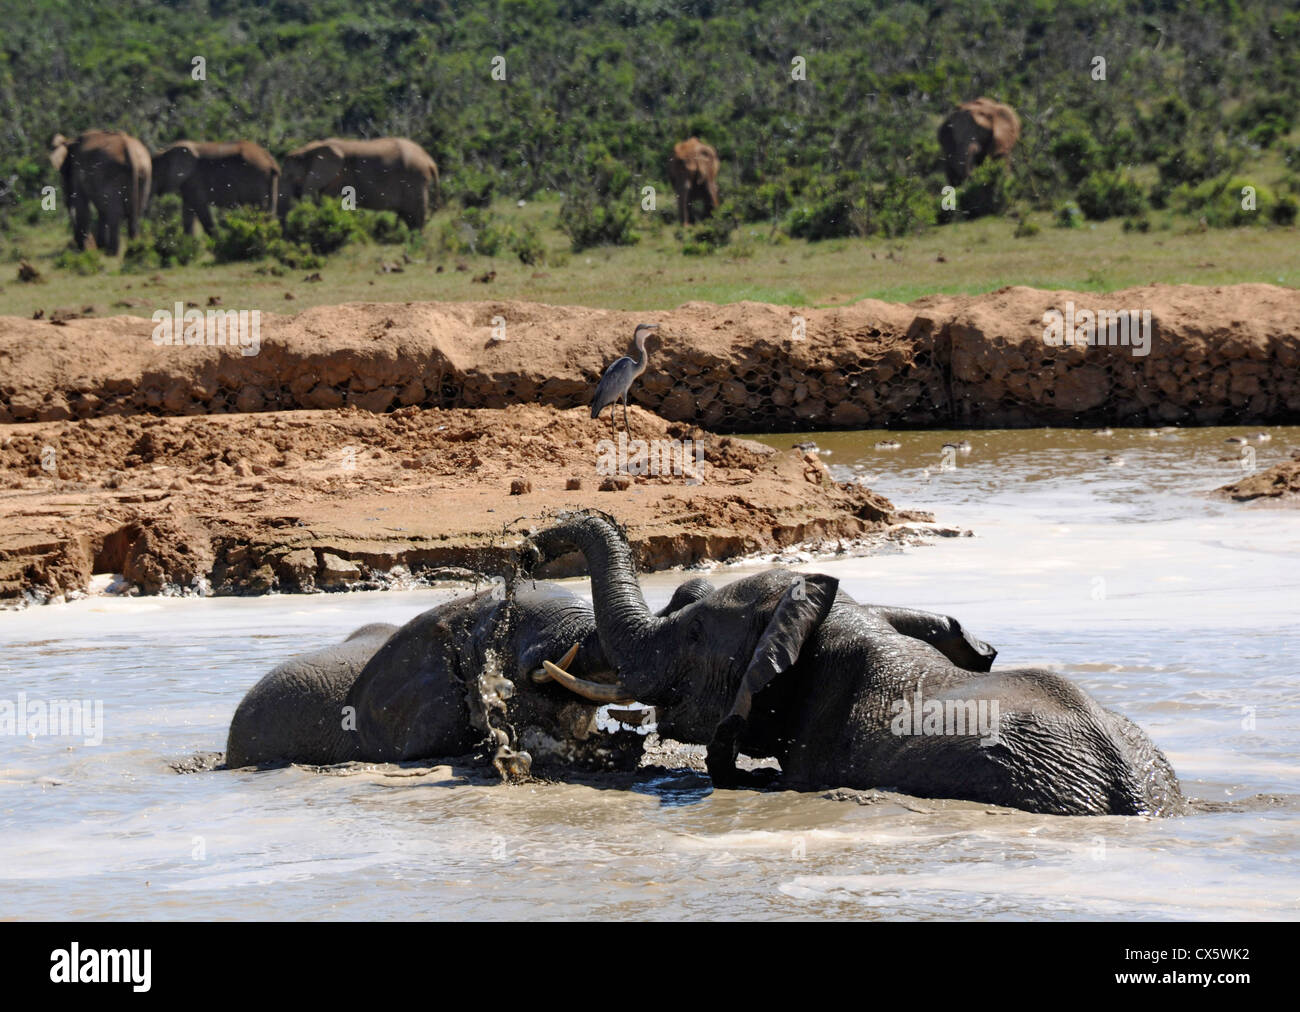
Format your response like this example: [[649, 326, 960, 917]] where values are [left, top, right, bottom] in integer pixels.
[[47, 98, 1018, 255], [226, 512, 1184, 818]]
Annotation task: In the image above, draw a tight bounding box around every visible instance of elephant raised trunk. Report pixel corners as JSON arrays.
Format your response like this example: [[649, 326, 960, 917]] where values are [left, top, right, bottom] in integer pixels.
[[525, 512, 670, 699]]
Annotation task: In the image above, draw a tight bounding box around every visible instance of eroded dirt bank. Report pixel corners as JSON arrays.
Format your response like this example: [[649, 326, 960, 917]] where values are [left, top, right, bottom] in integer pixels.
[[0, 403, 933, 603], [1216, 450, 1300, 503], [2, 284, 1297, 431]]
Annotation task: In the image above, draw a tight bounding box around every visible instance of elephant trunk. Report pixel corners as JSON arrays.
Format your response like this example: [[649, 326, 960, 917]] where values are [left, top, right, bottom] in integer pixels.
[[525, 513, 669, 699]]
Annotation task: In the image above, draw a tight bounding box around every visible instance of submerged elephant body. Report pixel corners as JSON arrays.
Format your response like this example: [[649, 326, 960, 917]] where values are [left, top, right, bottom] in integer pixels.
[[49, 130, 152, 254], [152, 140, 280, 234], [525, 514, 1184, 816], [225, 583, 699, 772]]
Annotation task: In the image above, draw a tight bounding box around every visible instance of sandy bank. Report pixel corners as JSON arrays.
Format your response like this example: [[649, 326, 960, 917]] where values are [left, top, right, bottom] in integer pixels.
[[0, 403, 931, 603], [1, 284, 1296, 430]]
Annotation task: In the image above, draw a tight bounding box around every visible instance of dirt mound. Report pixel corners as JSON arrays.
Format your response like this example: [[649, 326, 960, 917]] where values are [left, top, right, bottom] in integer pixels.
[[0, 403, 929, 603], [1215, 449, 1300, 503], [1, 285, 1295, 430]]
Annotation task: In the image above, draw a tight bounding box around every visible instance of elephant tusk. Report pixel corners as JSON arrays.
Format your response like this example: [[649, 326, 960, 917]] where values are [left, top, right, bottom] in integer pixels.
[[540, 660, 636, 705], [530, 641, 580, 683]]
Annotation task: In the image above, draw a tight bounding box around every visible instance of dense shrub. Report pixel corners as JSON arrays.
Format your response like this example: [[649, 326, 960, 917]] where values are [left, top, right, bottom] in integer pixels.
[[211, 207, 282, 262], [1076, 170, 1146, 220], [282, 199, 360, 254], [955, 159, 1011, 220], [509, 222, 546, 264], [1055, 201, 1084, 228], [53, 248, 103, 274], [1174, 176, 1282, 227], [364, 211, 410, 245], [454, 168, 496, 209], [559, 148, 639, 251], [123, 196, 202, 270]]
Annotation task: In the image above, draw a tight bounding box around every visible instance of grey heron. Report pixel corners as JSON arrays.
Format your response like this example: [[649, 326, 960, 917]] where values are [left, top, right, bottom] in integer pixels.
[[591, 323, 659, 436]]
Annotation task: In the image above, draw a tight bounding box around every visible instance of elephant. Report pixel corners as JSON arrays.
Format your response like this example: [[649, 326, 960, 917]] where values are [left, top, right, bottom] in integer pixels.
[[49, 130, 152, 254], [151, 140, 280, 235], [224, 579, 712, 774], [523, 512, 1185, 817], [667, 137, 720, 225], [938, 98, 1021, 187], [278, 137, 440, 230]]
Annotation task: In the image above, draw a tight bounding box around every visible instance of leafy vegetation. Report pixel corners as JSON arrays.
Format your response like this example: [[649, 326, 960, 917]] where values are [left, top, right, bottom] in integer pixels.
[[0, 0, 1295, 273]]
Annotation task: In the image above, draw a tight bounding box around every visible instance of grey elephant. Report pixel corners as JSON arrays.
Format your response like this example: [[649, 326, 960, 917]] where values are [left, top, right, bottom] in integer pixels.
[[938, 97, 1021, 187], [49, 130, 152, 254], [667, 137, 720, 225], [524, 513, 1184, 817], [278, 137, 440, 230], [151, 140, 280, 235], [225, 581, 715, 774]]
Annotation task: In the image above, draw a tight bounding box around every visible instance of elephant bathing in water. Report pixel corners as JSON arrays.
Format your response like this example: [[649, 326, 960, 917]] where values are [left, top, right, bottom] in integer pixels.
[[225, 580, 712, 774], [278, 137, 440, 230], [151, 140, 280, 235], [525, 513, 1184, 817], [49, 130, 152, 254]]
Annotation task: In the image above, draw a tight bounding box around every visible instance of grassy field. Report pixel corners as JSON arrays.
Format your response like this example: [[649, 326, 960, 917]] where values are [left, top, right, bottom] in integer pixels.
[[1, 198, 1296, 319]]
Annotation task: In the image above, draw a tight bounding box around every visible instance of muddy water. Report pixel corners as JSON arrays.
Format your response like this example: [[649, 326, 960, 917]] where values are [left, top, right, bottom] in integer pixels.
[[2, 427, 1298, 920]]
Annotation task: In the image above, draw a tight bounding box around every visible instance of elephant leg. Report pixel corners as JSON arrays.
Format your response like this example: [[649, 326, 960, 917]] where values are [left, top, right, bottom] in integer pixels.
[[182, 204, 198, 236], [678, 189, 689, 226], [70, 193, 92, 250], [194, 201, 217, 237]]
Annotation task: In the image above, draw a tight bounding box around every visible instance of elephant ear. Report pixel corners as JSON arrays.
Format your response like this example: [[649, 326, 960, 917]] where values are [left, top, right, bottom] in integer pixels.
[[705, 573, 838, 787], [50, 138, 69, 172]]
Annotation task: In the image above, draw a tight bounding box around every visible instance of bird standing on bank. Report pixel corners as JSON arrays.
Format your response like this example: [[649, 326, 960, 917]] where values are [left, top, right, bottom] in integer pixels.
[[591, 323, 659, 437]]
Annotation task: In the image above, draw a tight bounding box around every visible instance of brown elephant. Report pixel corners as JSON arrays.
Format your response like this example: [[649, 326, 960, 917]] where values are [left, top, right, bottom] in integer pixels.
[[279, 137, 440, 230], [152, 140, 280, 235], [667, 137, 720, 225], [49, 130, 152, 254], [938, 98, 1021, 186]]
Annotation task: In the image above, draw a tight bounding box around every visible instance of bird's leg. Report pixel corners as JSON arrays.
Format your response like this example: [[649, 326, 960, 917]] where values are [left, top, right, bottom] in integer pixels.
[[609, 404, 616, 439], [623, 395, 631, 437]]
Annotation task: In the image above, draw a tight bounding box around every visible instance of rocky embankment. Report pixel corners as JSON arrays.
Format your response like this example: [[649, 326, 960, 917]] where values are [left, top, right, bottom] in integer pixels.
[[1216, 450, 1300, 503], [0, 404, 932, 603], [1, 284, 1297, 431]]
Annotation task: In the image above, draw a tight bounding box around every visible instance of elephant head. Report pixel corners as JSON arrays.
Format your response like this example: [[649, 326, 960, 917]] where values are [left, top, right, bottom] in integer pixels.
[[523, 512, 837, 777], [278, 140, 346, 215], [938, 98, 1021, 187], [151, 142, 200, 196]]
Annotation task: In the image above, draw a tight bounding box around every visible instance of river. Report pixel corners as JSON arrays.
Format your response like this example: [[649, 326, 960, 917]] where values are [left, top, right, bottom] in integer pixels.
[[2, 426, 1297, 919]]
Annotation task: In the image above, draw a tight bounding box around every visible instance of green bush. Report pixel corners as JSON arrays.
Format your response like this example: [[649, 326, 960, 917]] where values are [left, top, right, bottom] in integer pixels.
[[1272, 195, 1298, 226], [267, 239, 326, 269], [364, 211, 410, 245], [680, 204, 736, 253], [1173, 176, 1281, 227], [454, 168, 496, 209], [1076, 170, 1146, 220], [211, 207, 282, 263], [510, 222, 546, 265], [559, 146, 640, 252], [954, 159, 1010, 220], [123, 198, 202, 270], [871, 177, 936, 237], [438, 207, 513, 256], [1122, 216, 1151, 233], [53, 248, 104, 274], [283, 199, 360, 254], [1050, 129, 1102, 187], [1055, 201, 1084, 228], [1013, 217, 1041, 237]]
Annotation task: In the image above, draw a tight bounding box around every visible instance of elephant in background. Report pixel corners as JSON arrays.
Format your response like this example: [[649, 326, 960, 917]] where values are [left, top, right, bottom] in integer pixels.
[[151, 140, 279, 235], [49, 130, 152, 254], [525, 513, 1184, 817], [279, 137, 440, 230], [938, 98, 1021, 186], [667, 137, 720, 225], [225, 580, 709, 774]]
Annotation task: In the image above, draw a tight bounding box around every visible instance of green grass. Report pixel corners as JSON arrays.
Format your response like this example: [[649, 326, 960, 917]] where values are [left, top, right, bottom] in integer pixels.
[[1, 197, 1295, 319]]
